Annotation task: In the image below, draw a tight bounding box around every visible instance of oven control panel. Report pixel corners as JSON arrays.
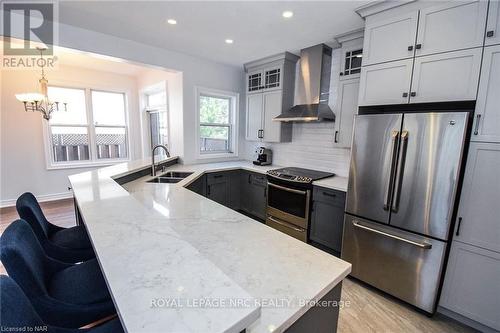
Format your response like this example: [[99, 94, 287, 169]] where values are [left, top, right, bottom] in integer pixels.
[[267, 170, 312, 183]]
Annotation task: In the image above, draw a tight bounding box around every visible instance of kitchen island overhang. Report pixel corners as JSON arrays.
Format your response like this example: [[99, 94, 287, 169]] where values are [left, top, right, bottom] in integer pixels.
[[69, 157, 351, 333]]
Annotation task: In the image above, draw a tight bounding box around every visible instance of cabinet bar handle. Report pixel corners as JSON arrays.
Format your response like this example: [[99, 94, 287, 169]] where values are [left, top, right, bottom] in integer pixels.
[[473, 114, 481, 135], [456, 217, 463, 236], [207, 185, 211, 195], [334, 130, 339, 143]]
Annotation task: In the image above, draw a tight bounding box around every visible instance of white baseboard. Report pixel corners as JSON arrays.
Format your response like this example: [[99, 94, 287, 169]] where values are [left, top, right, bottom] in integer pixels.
[[0, 192, 73, 208]]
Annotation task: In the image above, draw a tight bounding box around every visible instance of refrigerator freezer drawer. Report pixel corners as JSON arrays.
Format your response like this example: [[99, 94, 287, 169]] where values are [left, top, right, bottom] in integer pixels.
[[341, 214, 447, 313]]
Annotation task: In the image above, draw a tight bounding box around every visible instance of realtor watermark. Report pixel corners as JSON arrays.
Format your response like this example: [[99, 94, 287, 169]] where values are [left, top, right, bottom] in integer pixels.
[[1, 1, 58, 70], [0, 325, 48, 332], [150, 297, 351, 309]]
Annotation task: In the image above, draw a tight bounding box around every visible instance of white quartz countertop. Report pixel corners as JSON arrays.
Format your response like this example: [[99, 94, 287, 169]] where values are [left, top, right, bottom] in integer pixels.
[[69, 158, 351, 333]]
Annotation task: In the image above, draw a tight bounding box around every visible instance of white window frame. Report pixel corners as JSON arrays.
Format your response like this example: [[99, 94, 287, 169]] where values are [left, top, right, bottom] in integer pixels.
[[42, 84, 131, 170], [143, 82, 169, 152], [195, 86, 239, 159]]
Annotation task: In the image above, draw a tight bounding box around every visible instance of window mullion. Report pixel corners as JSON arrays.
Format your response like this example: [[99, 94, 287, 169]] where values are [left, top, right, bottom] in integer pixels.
[[86, 88, 97, 161]]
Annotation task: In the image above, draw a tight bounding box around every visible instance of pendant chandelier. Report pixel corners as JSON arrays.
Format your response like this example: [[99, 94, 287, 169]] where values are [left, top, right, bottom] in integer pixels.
[[15, 47, 67, 120]]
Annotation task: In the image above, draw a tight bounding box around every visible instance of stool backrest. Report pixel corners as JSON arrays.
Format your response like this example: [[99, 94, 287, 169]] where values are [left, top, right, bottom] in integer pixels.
[[16, 192, 51, 240], [0, 219, 51, 297]]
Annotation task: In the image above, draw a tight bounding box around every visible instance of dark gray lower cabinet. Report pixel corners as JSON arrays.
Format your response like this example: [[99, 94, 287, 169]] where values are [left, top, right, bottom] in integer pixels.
[[310, 187, 346, 253], [241, 172, 267, 221], [228, 170, 241, 210], [186, 174, 206, 196], [206, 172, 230, 206], [186, 170, 267, 222]]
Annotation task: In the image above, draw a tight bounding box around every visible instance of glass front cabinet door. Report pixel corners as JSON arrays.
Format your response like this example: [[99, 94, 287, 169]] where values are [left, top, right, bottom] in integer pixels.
[[264, 67, 281, 90], [247, 70, 263, 93], [246, 66, 282, 93]]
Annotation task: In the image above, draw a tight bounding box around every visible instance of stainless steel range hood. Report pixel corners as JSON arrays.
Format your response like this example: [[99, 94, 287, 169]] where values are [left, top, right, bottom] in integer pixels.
[[274, 44, 334, 122]]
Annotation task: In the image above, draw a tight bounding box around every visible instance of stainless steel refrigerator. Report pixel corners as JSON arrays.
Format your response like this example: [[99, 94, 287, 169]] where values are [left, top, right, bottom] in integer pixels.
[[342, 110, 470, 313]]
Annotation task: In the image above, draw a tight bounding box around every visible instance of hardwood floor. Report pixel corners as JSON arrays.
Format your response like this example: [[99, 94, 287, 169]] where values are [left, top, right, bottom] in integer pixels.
[[0, 199, 475, 333], [338, 278, 476, 333]]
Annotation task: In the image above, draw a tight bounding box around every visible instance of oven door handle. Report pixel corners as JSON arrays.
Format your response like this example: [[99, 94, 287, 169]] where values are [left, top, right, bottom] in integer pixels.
[[267, 182, 307, 195], [268, 216, 305, 232]]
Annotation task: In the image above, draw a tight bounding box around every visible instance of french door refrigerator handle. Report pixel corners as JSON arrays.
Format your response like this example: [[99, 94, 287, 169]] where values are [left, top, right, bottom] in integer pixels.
[[353, 220, 432, 249], [392, 130, 409, 213], [384, 130, 400, 211]]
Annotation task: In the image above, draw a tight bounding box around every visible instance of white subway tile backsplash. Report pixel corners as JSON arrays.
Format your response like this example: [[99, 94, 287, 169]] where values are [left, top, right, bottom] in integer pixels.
[[244, 121, 351, 177]]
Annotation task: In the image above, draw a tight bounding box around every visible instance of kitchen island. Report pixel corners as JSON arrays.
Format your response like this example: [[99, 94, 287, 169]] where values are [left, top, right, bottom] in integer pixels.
[[69, 157, 351, 333]]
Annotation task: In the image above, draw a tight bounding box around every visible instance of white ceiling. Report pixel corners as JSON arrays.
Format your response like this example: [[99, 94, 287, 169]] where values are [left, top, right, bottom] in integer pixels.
[[1, 37, 163, 77], [59, 1, 368, 67], [55, 47, 155, 76]]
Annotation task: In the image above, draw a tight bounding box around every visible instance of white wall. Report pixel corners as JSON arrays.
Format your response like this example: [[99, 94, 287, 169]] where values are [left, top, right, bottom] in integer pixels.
[[0, 64, 140, 204], [243, 48, 352, 177], [136, 68, 184, 159], [55, 22, 246, 164]]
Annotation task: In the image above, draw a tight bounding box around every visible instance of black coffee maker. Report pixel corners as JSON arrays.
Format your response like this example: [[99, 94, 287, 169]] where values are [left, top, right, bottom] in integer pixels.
[[253, 147, 272, 166]]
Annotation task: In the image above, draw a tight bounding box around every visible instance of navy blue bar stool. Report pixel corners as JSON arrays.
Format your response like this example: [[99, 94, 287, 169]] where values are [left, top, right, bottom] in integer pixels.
[[0, 275, 124, 333], [16, 192, 95, 262], [0, 220, 116, 328]]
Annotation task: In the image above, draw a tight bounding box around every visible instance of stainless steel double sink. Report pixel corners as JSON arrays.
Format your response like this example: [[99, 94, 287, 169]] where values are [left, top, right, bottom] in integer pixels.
[[147, 171, 193, 184]]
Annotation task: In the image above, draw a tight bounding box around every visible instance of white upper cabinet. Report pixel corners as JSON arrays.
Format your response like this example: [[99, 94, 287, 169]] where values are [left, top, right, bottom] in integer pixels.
[[453, 142, 500, 253], [362, 11, 418, 66], [334, 78, 359, 147], [262, 91, 283, 143], [415, 1, 488, 57], [358, 59, 413, 106], [246, 94, 263, 141], [244, 53, 297, 142], [409, 48, 482, 103], [474, 45, 500, 143], [485, 0, 500, 46]]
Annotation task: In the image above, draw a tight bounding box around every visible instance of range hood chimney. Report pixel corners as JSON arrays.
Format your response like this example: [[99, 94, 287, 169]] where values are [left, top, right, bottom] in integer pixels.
[[274, 44, 334, 122]]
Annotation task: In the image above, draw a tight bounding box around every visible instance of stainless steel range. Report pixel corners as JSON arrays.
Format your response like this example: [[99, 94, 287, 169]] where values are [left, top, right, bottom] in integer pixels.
[[266, 167, 335, 242]]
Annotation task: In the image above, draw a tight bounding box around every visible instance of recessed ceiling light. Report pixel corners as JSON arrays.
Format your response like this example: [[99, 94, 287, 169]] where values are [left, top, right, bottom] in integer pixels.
[[225, 39, 234, 44], [282, 11, 294, 18], [167, 19, 177, 25]]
